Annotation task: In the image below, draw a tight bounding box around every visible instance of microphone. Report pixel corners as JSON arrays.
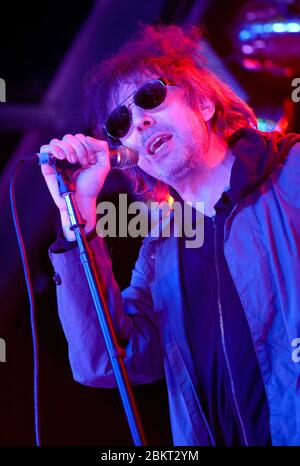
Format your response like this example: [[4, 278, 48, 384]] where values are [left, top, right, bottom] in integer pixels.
[[22, 145, 139, 170]]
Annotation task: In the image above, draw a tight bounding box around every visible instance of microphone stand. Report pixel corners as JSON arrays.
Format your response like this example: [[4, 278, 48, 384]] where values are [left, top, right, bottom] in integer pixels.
[[55, 166, 147, 446]]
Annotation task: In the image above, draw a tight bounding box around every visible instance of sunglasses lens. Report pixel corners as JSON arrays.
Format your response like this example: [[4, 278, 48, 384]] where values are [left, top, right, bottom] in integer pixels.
[[134, 80, 166, 109], [105, 80, 169, 138], [106, 105, 130, 139]]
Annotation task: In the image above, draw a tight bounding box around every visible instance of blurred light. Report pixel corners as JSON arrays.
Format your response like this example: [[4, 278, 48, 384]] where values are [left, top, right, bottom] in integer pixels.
[[251, 23, 265, 34], [286, 22, 300, 32], [239, 30, 251, 40], [257, 118, 277, 132], [235, 11, 300, 75], [242, 45, 254, 54], [246, 12, 257, 21], [263, 23, 273, 33], [272, 22, 286, 32], [242, 58, 262, 70], [239, 20, 300, 41], [254, 39, 266, 48], [256, 103, 288, 134], [275, 115, 289, 133], [168, 195, 174, 208]]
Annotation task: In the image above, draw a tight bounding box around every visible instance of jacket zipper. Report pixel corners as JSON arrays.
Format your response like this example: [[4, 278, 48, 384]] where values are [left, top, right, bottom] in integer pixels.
[[212, 215, 249, 446]]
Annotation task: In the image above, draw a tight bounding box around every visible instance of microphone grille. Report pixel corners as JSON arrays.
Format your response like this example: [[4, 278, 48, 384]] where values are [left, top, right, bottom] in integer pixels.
[[117, 146, 139, 169]]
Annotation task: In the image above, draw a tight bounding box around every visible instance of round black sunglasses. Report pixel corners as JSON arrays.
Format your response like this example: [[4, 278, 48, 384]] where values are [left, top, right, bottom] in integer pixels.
[[104, 77, 175, 140]]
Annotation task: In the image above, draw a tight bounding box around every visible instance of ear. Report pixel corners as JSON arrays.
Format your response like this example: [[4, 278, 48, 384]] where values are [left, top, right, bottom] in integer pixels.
[[200, 99, 215, 122]]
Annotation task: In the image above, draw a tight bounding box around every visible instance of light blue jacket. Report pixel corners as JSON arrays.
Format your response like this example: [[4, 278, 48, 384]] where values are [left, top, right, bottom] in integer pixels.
[[50, 136, 300, 446]]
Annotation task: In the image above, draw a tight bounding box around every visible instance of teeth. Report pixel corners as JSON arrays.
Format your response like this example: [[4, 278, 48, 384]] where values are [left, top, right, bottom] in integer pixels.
[[150, 136, 163, 154], [153, 141, 168, 154], [149, 135, 171, 154]]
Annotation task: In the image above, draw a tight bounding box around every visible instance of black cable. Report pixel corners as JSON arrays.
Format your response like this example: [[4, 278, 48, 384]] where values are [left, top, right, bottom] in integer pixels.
[[9, 160, 41, 446]]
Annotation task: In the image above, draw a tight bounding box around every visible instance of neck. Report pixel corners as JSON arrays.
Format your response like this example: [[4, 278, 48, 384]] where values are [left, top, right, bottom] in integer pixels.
[[172, 133, 235, 217]]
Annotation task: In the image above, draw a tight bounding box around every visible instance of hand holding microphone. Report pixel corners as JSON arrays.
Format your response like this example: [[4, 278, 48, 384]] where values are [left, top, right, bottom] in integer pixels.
[[39, 133, 137, 240]]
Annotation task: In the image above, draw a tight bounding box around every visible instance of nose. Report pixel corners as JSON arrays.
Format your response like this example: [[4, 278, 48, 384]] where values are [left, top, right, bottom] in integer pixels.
[[130, 105, 155, 133]]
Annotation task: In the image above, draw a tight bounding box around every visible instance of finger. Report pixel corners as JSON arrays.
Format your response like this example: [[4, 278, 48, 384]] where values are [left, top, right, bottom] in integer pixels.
[[42, 172, 65, 210], [85, 137, 110, 167], [74, 134, 97, 163], [50, 138, 78, 164], [39, 143, 65, 160], [85, 136, 109, 153], [39, 144, 64, 176], [63, 134, 90, 166], [41, 163, 55, 176]]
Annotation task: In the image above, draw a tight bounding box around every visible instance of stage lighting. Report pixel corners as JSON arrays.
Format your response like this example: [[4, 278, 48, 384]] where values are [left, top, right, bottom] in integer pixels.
[[233, 1, 300, 75]]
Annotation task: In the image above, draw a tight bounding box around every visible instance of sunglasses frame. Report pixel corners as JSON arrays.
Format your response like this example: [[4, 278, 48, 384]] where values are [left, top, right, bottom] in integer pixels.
[[103, 77, 175, 140]]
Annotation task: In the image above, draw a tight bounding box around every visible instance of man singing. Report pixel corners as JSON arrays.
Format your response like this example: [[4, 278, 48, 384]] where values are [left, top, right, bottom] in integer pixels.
[[40, 25, 300, 446]]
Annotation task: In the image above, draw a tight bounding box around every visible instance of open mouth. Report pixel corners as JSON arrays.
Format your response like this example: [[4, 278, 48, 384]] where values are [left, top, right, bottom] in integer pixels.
[[147, 134, 173, 155]]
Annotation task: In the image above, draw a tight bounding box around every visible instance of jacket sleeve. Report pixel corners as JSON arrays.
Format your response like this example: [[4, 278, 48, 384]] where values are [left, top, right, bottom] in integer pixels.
[[49, 235, 164, 388]]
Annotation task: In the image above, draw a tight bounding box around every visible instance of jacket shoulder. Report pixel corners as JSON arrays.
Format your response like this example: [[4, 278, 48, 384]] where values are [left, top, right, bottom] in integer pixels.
[[275, 141, 300, 199], [288, 141, 300, 157]]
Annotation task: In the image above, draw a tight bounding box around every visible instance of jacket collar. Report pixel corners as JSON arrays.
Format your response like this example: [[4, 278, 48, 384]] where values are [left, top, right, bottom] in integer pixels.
[[222, 127, 300, 207]]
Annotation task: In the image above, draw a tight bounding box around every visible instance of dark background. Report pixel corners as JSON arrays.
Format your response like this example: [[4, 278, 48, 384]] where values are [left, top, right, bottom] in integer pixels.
[[0, 0, 299, 446]]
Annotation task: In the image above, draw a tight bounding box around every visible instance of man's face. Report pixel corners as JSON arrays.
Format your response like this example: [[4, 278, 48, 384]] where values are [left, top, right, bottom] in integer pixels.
[[109, 75, 212, 186]]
